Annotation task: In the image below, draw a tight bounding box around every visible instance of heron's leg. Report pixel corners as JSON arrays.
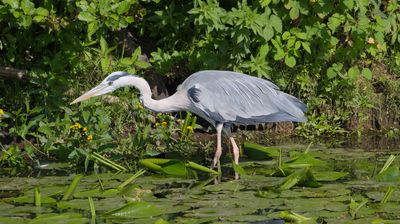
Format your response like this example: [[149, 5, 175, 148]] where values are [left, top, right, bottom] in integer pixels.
[[229, 137, 240, 180], [212, 123, 224, 169]]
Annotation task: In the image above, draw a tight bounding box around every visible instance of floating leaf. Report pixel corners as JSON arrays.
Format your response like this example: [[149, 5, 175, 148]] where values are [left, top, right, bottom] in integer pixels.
[[313, 171, 348, 181], [375, 166, 400, 182], [280, 168, 321, 190], [243, 142, 279, 160], [284, 153, 325, 168], [29, 213, 88, 224], [105, 201, 162, 218]]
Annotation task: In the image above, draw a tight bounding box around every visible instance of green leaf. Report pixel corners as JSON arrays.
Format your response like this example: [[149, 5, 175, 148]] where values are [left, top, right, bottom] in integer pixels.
[[280, 168, 321, 190], [289, 7, 299, 20], [105, 201, 163, 218], [295, 32, 307, 40], [21, 0, 34, 15], [78, 11, 97, 22], [361, 68, 373, 80], [343, 0, 354, 9], [232, 163, 247, 177], [284, 153, 325, 168], [270, 14, 282, 33], [285, 55, 296, 68], [347, 66, 360, 80], [62, 174, 84, 201], [186, 161, 218, 175], [301, 42, 311, 54], [162, 160, 187, 177], [243, 142, 279, 160], [375, 166, 400, 182], [327, 13, 345, 32], [313, 171, 348, 181], [29, 213, 88, 224], [35, 7, 49, 16], [117, 1, 130, 15]]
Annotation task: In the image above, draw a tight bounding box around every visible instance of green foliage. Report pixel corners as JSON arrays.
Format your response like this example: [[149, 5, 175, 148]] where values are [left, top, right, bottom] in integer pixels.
[[1, 0, 400, 171]]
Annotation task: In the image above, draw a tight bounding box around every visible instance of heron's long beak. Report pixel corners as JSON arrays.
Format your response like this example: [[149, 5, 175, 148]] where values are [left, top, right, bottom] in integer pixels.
[[70, 84, 108, 105]]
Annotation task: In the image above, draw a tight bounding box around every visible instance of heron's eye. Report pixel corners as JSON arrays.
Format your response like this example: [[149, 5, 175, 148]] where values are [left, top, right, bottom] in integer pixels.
[[108, 81, 113, 86]]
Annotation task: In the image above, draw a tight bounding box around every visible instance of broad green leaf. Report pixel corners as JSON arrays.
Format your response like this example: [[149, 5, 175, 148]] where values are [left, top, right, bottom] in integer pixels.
[[162, 160, 187, 177], [327, 13, 345, 32], [232, 163, 247, 177], [284, 153, 325, 168], [343, 0, 354, 9], [105, 201, 162, 218], [78, 11, 97, 22], [243, 142, 279, 160], [280, 168, 321, 190], [361, 68, 373, 80], [302, 42, 311, 54], [295, 32, 307, 40], [21, 0, 34, 15], [270, 14, 282, 33], [313, 171, 348, 181], [117, 1, 130, 15], [347, 66, 360, 80], [35, 7, 49, 16], [29, 213, 88, 224], [289, 7, 299, 20], [186, 161, 218, 174], [285, 55, 296, 68]]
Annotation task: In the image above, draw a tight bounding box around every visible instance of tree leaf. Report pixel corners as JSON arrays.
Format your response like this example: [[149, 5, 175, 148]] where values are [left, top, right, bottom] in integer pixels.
[[285, 55, 296, 68], [78, 11, 97, 22], [301, 42, 311, 54], [270, 14, 282, 33]]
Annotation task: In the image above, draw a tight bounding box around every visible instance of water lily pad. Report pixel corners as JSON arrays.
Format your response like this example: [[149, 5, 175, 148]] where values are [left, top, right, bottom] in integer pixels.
[[0, 217, 28, 224], [58, 197, 125, 211], [105, 201, 163, 218], [29, 213, 88, 224]]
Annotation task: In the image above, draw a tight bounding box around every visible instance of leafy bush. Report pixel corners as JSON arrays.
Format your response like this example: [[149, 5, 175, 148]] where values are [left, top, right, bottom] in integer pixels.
[[1, 0, 400, 171]]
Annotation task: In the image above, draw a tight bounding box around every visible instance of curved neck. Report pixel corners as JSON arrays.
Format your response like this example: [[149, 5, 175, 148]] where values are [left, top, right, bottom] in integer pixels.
[[126, 76, 188, 113]]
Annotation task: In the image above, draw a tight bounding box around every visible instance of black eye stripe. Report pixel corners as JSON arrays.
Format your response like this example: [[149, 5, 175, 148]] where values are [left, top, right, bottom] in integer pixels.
[[106, 72, 130, 81]]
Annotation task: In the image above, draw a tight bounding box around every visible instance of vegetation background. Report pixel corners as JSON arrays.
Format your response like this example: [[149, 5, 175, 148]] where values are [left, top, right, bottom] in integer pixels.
[[0, 0, 399, 173]]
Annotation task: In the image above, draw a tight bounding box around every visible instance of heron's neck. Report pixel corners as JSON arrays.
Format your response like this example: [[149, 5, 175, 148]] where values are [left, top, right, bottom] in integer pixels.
[[127, 76, 187, 113]]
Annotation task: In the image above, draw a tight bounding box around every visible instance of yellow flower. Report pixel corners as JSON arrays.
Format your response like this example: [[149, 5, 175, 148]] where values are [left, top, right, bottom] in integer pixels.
[[87, 134, 93, 142], [69, 122, 82, 129], [136, 103, 143, 110], [155, 122, 159, 127], [83, 127, 88, 132], [0, 109, 4, 117], [161, 121, 167, 127], [186, 126, 193, 131]]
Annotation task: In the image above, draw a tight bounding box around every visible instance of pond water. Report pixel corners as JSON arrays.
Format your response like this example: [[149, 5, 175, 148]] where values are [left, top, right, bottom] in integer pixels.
[[0, 140, 399, 224]]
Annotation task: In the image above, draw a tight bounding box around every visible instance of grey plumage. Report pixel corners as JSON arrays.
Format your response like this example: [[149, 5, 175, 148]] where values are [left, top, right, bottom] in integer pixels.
[[180, 70, 307, 129], [71, 70, 307, 178]]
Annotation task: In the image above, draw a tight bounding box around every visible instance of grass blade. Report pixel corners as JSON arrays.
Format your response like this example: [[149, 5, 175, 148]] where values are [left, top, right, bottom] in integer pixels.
[[117, 169, 146, 190], [62, 174, 84, 200], [34, 186, 41, 207], [378, 155, 396, 174], [88, 197, 96, 218], [381, 186, 395, 204]]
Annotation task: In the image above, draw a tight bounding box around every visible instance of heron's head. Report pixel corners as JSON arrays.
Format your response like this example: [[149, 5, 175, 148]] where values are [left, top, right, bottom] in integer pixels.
[[71, 71, 135, 104]]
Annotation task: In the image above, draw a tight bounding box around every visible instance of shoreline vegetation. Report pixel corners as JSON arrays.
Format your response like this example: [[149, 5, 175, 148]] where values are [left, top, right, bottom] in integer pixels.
[[1, 0, 399, 171]]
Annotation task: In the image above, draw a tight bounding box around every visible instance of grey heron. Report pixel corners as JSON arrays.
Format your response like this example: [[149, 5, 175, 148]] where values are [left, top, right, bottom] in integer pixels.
[[71, 70, 307, 177]]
